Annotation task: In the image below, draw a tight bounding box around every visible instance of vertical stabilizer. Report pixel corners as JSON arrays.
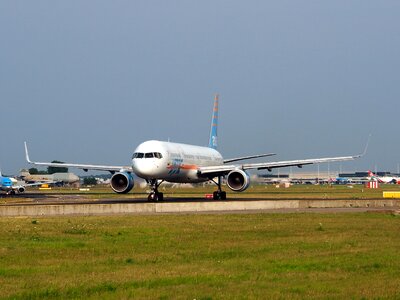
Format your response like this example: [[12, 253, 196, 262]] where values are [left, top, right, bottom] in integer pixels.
[[208, 94, 219, 149]]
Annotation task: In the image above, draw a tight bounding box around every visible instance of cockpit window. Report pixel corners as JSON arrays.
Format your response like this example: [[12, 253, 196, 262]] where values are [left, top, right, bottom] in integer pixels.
[[133, 152, 162, 159], [132, 152, 144, 159]]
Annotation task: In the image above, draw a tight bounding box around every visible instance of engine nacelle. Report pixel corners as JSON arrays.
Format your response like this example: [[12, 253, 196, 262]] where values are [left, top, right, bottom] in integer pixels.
[[226, 169, 250, 192], [110, 172, 134, 194], [17, 187, 26, 193]]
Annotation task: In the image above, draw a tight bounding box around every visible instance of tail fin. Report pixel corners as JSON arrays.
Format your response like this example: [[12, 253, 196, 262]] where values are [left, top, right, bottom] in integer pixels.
[[368, 170, 375, 177], [208, 94, 219, 149]]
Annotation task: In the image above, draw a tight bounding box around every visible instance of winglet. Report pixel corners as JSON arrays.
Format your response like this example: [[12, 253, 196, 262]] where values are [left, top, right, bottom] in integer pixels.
[[360, 134, 371, 157], [24, 142, 32, 163]]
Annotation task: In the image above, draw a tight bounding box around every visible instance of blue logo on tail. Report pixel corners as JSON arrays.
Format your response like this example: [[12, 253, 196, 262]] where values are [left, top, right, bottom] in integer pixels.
[[208, 94, 219, 149]]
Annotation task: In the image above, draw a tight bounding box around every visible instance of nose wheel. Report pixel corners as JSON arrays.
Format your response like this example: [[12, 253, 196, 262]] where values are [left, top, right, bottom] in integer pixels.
[[148, 192, 163, 201], [147, 179, 164, 202]]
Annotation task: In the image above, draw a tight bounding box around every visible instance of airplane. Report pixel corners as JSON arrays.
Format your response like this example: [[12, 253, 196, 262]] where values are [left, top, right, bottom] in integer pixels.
[[334, 176, 368, 185], [0, 170, 50, 195], [367, 170, 400, 184], [20, 169, 80, 185], [24, 95, 365, 201]]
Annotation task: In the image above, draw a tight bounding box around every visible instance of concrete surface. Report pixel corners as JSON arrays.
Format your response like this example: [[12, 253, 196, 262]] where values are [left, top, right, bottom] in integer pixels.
[[1, 199, 399, 217]]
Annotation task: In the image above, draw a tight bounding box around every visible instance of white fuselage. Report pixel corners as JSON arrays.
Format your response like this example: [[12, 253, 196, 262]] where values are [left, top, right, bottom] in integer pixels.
[[370, 176, 400, 184], [131, 140, 223, 183], [368, 171, 400, 184]]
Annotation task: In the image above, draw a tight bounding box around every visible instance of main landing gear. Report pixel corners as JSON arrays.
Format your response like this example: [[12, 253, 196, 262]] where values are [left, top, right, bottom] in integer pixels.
[[211, 176, 227, 200], [147, 179, 164, 201]]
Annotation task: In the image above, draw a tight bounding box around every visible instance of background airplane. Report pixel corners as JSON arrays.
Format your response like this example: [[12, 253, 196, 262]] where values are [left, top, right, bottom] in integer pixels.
[[367, 170, 400, 184], [20, 169, 79, 186], [0, 170, 50, 195], [25, 95, 363, 201]]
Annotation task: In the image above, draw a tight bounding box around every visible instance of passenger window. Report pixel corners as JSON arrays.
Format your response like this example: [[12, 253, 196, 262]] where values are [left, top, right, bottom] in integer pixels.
[[145, 153, 154, 158]]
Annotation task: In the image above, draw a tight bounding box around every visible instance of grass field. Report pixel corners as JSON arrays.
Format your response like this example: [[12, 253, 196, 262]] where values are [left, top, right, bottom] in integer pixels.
[[1, 212, 400, 299]]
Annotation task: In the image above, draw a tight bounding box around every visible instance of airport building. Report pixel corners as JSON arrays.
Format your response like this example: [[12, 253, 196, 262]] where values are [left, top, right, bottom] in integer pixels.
[[259, 171, 338, 184], [259, 171, 400, 184]]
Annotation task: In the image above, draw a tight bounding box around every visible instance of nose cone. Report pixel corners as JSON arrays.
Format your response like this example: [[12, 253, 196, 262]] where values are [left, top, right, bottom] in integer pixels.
[[131, 140, 166, 179], [2, 179, 12, 187], [132, 159, 161, 179]]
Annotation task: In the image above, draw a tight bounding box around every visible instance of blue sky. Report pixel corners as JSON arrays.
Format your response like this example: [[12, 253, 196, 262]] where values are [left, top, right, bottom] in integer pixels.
[[1, 1, 399, 175]]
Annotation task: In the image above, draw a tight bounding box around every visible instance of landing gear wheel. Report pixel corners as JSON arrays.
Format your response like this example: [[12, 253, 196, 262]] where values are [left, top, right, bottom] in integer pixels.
[[158, 192, 164, 201], [211, 176, 227, 200], [213, 191, 226, 200], [213, 191, 219, 200], [147, 192, 164, 202], [147, 179, 165, 202], [220, 191, 226, 200], [148, 193, 156, 202]]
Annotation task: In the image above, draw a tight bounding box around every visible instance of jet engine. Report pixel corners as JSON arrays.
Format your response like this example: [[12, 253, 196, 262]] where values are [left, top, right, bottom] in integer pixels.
[[226, 169, 250, 192], [110, 172, 134, 194], [17, 187, 26, 193]]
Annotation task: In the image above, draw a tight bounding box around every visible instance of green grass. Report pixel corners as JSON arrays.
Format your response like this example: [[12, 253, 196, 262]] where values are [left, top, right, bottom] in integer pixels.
[[0, 213, 400, 299]]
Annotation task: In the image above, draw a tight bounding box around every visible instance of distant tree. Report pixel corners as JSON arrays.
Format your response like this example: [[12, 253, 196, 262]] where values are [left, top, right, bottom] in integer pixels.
[[47, 161, 68, 174], [83, 177, 97, 185], [29, 168, 48, 174], [29, 168, 39, 174]]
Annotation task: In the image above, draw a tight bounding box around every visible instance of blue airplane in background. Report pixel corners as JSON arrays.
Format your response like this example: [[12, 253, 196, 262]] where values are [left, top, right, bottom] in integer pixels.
[[0, 170, 25, 195], [0, 170, 51, 195]]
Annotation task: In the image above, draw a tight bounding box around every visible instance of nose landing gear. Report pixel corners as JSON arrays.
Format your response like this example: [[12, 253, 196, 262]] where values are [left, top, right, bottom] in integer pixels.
[[147, 179, 164, 201]]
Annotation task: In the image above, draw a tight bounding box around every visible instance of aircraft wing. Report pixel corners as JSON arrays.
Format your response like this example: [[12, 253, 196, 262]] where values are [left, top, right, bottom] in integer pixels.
[[223, 153, 276, 163], [199, 154, 361, 177], [24, 142, 133, 173], [12, 182, 50, 190], [21, 180, 59, 187]]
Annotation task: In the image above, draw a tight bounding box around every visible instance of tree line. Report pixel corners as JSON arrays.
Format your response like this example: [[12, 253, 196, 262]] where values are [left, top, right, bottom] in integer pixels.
[[29, 161, 68, 174]]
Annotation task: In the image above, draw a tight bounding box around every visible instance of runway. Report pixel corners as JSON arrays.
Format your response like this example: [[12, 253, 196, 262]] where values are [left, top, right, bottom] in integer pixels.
[[1, 193, 399, 217]]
